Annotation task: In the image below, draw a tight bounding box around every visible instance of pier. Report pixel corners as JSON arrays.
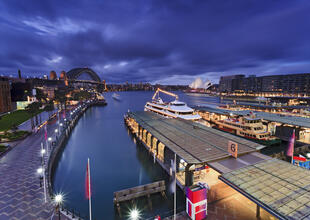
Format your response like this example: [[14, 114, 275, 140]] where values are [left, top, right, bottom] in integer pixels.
[[124, 111, 265, 193], [125, 111, 310, 220], [114, 180, 166, 215]]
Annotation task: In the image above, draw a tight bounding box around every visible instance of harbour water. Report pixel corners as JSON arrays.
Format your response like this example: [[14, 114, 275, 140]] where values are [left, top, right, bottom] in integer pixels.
[[52, 91, 220, 219]]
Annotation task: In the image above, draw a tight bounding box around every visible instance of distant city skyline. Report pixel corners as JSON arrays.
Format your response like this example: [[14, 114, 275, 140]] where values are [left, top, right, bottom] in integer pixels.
[[1, 1, 310, 84]]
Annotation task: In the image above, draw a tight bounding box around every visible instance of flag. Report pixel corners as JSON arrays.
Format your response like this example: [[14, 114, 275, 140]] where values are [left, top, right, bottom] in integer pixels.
[[287, 130, 295, 157], [44, 124, 47, 140], [85, 160, 91, 200], [62, 110, 66, 119], [85, 158, 92, 220]]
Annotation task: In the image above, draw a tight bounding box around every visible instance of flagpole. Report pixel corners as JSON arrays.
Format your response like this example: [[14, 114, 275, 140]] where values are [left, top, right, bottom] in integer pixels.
[[45, 125, 48, 155], [174, 153, 176, 220], [88, 158, 92, 220], [291, 129, 295, 164]]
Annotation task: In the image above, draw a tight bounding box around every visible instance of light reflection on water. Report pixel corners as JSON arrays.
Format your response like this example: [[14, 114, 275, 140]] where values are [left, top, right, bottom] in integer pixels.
[[52, 91, 220, 219]]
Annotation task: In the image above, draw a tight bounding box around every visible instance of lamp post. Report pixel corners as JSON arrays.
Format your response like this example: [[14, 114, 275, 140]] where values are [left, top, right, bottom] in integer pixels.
[[37, 167, 47, 203], [48, 137, 52, 151], [54, 194, 63, 220], [55, 129, 58, 141]]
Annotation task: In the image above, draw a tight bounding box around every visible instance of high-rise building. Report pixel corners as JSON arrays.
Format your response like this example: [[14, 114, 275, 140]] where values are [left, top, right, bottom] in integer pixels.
[[0, 78, 12, 113], [219, 73, 310, 94], [219, 75, 245, 92], [18, 69, 22, 79]]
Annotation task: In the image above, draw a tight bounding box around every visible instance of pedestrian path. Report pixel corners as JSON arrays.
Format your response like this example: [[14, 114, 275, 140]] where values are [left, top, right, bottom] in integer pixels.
[[0, 112, 69, 219]]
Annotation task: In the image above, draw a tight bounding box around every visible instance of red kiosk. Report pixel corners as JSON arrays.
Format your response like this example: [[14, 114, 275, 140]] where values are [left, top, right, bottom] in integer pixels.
[[186, 183, 208, 220]]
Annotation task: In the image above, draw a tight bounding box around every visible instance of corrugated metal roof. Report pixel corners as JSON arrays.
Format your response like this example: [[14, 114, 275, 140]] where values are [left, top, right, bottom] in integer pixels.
[[128, 111, 264, 164], [220, 159, 310, 220]]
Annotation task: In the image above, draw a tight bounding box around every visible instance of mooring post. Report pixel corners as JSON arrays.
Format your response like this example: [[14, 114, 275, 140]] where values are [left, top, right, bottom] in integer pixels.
[[147, 194, 152, 210], [117, 203, 121, 217]]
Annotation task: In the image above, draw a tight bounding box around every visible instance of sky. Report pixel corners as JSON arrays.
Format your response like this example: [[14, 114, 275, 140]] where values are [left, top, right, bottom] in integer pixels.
[[1, 0, 310, 84]]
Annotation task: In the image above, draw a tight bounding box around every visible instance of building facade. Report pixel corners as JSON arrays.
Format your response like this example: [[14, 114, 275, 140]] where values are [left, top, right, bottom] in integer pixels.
[[219, 73, 310, 94], [0, 79, 12, 113]]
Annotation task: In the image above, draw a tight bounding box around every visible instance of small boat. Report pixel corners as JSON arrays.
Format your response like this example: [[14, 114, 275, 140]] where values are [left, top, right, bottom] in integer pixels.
[[112, 93, 121, 101], [144, 88, 201, 121]]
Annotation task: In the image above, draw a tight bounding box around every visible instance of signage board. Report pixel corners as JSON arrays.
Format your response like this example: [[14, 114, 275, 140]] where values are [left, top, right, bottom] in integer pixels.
[[228, 141, 238, 158]]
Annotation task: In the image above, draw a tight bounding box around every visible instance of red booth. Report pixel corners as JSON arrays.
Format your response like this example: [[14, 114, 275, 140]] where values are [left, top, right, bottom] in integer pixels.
[[186, 184, 208, 220]]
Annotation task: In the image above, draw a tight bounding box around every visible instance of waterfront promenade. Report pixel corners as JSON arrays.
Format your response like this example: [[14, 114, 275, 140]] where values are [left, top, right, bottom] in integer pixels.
[[0, 120, 56, 219], [0, 106, 83, 220]]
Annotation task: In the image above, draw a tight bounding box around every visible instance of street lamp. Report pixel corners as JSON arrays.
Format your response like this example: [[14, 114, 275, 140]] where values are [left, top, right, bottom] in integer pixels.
[[54, 194, 63, 220], [129, 208, 140, 220], [37, 167, 47, 203], [41, 149, 46, 155]]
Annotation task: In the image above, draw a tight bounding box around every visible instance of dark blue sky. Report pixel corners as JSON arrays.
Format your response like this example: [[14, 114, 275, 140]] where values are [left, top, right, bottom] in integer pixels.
[[1, 0, 310, 84]]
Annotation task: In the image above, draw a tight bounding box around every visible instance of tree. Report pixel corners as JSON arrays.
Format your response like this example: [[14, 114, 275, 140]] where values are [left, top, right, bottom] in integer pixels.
[[54, 90, 67, 110], [72, 90, 91, 101], [26, 102, 41, 129], [44, 101, 55, 119], [35, 88, 47, 123], [36, 88, 47, 103]]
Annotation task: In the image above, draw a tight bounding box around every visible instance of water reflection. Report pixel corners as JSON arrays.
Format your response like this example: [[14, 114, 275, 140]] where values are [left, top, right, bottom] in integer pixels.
[[52, 91, 217, 219]]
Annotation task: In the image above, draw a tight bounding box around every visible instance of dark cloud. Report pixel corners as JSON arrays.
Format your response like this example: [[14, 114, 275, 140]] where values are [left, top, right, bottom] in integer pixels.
[[0, 0, 310, 84]]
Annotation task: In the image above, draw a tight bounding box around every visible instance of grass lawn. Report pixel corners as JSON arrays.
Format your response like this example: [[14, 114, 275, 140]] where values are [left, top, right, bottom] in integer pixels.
[[0, 144, 7, 152], [0, 110, 42, 131]]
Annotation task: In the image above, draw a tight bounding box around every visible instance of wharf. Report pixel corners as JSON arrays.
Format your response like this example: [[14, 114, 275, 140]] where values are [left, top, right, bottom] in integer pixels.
[[125, 111, 310, 220]]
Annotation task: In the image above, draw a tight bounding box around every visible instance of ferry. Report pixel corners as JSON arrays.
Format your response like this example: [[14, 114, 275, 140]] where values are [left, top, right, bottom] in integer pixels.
[[144, 88, 202, 121], [112, 93, 121, 101], [213, 113, 281, 145]]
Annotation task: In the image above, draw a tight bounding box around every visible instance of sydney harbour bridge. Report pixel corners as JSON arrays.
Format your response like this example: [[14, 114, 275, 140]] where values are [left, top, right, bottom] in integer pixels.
[[66, 67, 102, 83]]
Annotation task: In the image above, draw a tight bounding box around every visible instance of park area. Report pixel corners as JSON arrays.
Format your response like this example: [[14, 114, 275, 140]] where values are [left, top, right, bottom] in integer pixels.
[[0, 110, 41, 131], [0, 110, 42, 142]]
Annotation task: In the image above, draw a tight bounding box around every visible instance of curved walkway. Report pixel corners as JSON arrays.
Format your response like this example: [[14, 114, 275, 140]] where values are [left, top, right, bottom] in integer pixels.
[[0, 121, 56, 219]]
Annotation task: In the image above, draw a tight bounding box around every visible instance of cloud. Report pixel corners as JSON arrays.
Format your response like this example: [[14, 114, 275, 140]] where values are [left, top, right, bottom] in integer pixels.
[[0, 0, 310, 83]]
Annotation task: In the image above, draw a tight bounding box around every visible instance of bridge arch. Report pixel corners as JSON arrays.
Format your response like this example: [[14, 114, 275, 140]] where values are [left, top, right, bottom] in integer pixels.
[[66, 68, 101, 82]]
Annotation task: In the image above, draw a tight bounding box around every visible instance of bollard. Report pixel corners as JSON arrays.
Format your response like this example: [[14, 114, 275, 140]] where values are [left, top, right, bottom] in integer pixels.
[[72, 208, 75, 218]]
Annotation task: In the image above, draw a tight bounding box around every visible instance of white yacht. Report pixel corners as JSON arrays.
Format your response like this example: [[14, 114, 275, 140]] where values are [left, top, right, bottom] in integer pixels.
[[144, 88, 202, 121]]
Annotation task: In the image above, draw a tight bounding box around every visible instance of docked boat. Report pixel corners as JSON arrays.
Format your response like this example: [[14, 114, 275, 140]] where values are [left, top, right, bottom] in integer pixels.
[[144, 88, 201, 121], [213, 112, 281, 145], [112, 93, 121, 101]]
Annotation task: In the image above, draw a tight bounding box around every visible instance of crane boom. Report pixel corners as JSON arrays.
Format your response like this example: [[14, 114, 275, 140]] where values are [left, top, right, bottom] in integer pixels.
[[152, 88, 178, 100]]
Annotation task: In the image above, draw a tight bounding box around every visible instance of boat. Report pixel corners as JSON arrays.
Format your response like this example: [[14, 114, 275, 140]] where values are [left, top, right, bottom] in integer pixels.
[[112, 93, 121, 101], [212, 112, 281, 145], [144, 88, 202, 121]]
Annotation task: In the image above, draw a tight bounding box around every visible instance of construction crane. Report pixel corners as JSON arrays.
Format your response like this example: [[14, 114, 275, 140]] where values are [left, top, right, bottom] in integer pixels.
[[152, 88, 179, 100]]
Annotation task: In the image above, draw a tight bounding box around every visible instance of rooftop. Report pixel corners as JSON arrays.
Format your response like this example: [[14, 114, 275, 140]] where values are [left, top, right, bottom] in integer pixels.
[[128, 111, 264, 164], [220, 159, 310, 220]]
